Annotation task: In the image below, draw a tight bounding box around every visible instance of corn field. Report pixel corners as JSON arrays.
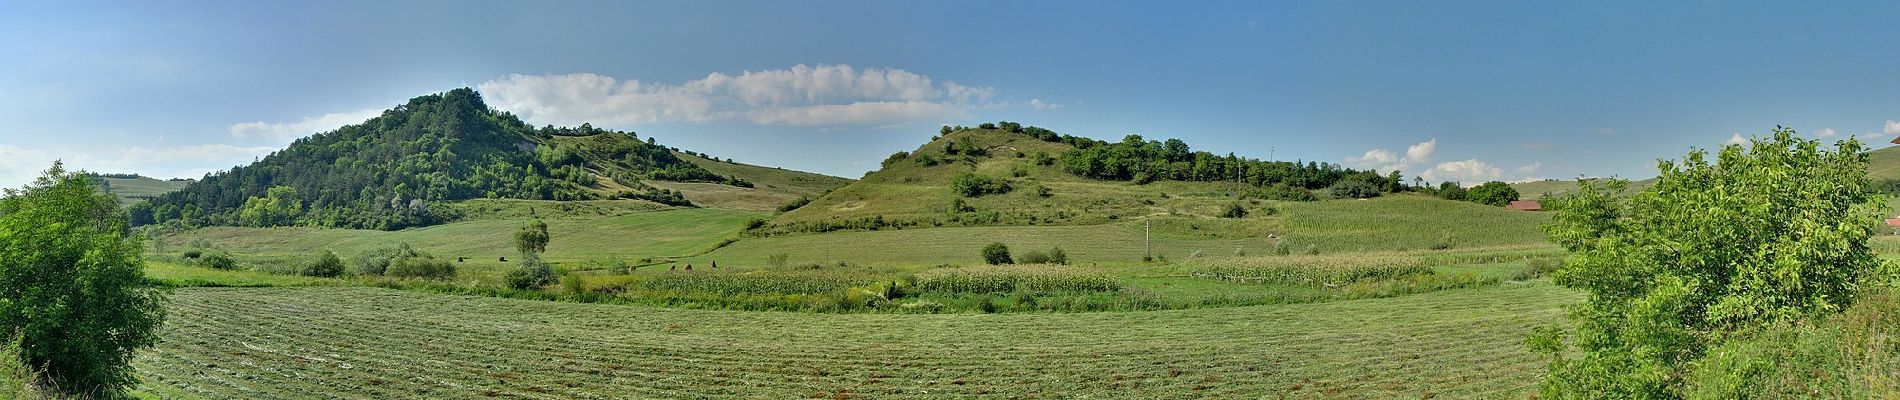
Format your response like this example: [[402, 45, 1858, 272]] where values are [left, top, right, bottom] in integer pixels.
[[608, 271, 884, 295], [913, 264, 1121, 293], [1187, 255, 1434, 286]]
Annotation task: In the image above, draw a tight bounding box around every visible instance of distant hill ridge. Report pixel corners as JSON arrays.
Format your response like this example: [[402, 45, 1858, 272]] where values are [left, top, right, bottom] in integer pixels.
[[758, 122, 1402, 236], [138, 88, 777, 230]]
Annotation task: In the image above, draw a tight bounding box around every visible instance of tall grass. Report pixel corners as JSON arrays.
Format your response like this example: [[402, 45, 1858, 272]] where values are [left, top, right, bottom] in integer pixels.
[[1186, 255, 1433, 286], [913, 264, 1120, 293]]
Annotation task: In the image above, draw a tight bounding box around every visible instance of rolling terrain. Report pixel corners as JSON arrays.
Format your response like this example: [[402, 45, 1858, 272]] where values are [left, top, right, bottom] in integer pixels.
[[132, 92, 1580, 398], [92, 174, 191, 206], [133, 279, 1577, 399]]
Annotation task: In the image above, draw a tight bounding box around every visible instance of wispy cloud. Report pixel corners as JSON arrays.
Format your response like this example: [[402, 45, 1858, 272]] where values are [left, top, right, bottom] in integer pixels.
[[1726, 133, 1748, 146], [1815, 128, 1837, 138], [477, 64, 998, 127], [0, 143, 279, 189], [228, 108, 381, 142], [1886, 120, 1900, 135], [1028, 98, 1062, 110]]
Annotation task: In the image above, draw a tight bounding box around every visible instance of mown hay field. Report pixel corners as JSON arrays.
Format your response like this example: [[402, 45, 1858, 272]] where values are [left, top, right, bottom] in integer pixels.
[[132, 282, 1576, 399]]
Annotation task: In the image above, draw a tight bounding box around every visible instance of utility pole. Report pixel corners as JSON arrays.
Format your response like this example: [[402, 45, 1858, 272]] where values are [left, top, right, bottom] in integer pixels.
[[1144, 219, 1152, 262], [1270, 146, 1276, 163]]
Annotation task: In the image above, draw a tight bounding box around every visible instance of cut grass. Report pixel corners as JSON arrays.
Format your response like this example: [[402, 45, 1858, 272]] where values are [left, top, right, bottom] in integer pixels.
[[134, 282, 1578, 399]]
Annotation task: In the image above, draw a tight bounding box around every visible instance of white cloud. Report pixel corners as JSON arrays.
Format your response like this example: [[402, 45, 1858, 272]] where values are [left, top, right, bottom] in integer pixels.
[[1420, 159, 1503, 183], [1405, 139, 1436, 163], [1346, 148, 1397, 168], [477, 64, 996, 127], [1346, 138, 1435, 172], [229, 108, 381, 142], [1886, 120, 1900, 135], [1815, 128, 1837, 138], [1028, 98, 1062, 110], [1726, 133, 1748, 146]]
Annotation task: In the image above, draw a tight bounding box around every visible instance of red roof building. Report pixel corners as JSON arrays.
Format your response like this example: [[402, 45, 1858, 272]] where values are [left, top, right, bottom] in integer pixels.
[[1505, 200, 1543, 211], [1885, 218, 1900, 228]]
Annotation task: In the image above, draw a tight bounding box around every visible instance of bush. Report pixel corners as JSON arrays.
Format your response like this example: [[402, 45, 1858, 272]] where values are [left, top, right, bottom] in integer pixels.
[[776, 197, 812, 213], [1220, 203, 1249, 218], [352, 243, 419, 276], [0, 163, 164, 395], [385, 254, 455, 279], [766, 253, 790, 268], [505, 253, 556, 289], [982, 242, 1013, 265], [1018, 250, 1051, 264], [300, 251, 345, 277], [181, 249, 202, 259], [951, 172, 1012, 197], [1015, 246, 1068, 265], [1530, 128, 1888, 397], [199, 252, 237, 270], [881, 151, 909, 168], [1465, 181, 1519, 206], [1327, 180, 1382, 199]]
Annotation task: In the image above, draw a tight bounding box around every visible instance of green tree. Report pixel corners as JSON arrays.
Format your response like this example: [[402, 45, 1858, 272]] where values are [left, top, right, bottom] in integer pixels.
[[1528, 128, 1887, 398], [515, 220, 550, 254], [1465, 181, 1519, 206], [0, 162, 165, 395], [237, 185, 302, 227], [982, 242, 1013, 265]]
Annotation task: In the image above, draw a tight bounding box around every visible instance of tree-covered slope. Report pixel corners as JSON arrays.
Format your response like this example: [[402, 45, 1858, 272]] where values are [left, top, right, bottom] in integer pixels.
[[138, 88, 740, 230]]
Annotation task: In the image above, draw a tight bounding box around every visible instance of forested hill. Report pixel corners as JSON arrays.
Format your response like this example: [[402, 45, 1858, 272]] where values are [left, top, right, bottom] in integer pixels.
[[138, 88, 743, 230]]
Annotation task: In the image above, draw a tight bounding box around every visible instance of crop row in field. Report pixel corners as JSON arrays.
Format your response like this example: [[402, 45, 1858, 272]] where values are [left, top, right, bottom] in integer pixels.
[[134, 283, 1578, 399]]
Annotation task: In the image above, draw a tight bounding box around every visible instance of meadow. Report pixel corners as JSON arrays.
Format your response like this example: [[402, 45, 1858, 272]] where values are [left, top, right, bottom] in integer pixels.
[[132, 280, 1579, 399]]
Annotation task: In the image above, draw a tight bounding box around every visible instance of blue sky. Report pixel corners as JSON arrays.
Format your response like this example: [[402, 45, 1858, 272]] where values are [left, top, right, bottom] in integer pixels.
[[3, 1, 1899, 188]]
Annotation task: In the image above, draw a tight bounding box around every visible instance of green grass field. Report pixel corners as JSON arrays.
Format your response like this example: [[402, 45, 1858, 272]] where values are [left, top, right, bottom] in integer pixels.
[[160, 206, 762, 284], [133, 281, 1577, 399]]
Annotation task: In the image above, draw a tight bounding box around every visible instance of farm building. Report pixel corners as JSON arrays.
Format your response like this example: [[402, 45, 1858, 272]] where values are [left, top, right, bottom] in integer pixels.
[[1886, 217, 1900, 229], [1505, 200, 1542, 211]]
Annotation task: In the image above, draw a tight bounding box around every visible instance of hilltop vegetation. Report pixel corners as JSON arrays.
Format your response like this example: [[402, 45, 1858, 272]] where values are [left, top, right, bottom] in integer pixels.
[[760, 123, 1416, 236], [135, 88, 751, 230]]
